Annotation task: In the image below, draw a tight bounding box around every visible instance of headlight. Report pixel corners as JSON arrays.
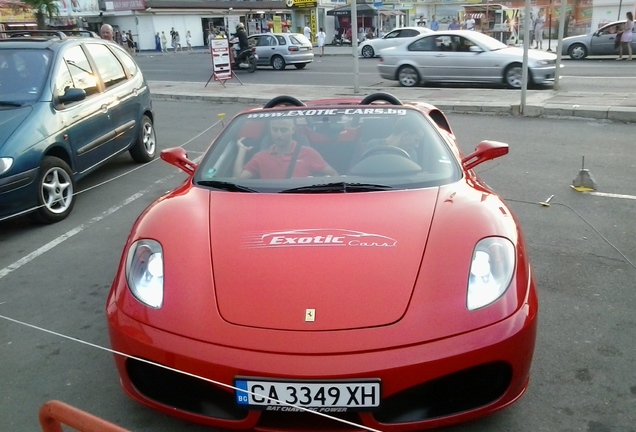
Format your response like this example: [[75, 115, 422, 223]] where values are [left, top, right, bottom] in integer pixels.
[[537, 60, 550, 66], [467, 237, 515, 310], [0, 157, 14, 175], [125, 239, 164, 308]]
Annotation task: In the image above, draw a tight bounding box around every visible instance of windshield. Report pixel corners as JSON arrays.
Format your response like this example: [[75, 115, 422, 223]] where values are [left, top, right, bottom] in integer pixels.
[[0, 49, 52, 104], [194, 106, 461, 193], [466, 32, 508, 50]]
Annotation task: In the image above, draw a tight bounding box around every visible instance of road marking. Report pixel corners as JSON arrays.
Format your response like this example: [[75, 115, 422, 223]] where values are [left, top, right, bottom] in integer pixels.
[[0, 192, 144, 281], [588, 192, 636, 200]]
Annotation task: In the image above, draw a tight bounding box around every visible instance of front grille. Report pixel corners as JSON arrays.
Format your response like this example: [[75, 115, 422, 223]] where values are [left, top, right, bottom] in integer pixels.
[[374, 362, 512, 424], [259, 410, 362, 431], [126, 358, 249, 421]]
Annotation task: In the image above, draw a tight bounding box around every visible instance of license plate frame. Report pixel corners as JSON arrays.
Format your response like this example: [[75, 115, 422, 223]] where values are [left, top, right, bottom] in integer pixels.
[[234, 377, 381, 411]]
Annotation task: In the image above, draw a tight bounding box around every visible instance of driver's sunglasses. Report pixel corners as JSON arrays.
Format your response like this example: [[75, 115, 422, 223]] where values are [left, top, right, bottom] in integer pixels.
[[271, 127, 291, 133]]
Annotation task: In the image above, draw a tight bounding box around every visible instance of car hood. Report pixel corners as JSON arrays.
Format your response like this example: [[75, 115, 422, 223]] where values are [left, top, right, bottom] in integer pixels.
[[115, 183, 529, 353], [497, 46, 557, 61], [0, 106, 32, 148], [210, 190, 438, 331]]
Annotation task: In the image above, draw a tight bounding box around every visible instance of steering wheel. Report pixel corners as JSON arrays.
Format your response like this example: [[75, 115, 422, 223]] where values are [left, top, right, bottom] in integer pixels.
[[360, 145, 411, 161]]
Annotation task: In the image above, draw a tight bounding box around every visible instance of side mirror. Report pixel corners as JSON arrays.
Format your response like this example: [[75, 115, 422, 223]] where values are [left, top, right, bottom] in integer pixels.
[[58, 88, 86, 104], [160, 147, 197, 175], [469, 45, 482, 53], [462, 140, 509, 171]]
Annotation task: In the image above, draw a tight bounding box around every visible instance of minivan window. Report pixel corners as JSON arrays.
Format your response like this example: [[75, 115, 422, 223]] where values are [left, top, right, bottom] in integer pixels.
[[63, 45, 98, 96], [86, 43, 127, 89]]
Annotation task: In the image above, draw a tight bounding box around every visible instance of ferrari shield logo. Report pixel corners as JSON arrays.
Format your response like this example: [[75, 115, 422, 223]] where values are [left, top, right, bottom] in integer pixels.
[[305, 309, 315, 322]]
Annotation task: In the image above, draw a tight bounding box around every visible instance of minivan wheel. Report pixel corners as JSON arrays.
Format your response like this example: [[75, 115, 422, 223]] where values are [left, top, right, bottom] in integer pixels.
[[129, 115, 156, 163], [398, 65, 419, 87], [272, 55, 286, 70], [31, 156, 75, 224]]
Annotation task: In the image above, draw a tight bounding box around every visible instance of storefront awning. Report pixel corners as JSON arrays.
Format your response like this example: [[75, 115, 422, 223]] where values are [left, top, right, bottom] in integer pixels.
[[466, 13, 485, 19]]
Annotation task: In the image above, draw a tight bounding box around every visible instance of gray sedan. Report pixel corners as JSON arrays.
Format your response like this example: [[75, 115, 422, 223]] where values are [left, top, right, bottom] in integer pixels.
[[561, 20, 635, 60], [378, 31, 559, 89]]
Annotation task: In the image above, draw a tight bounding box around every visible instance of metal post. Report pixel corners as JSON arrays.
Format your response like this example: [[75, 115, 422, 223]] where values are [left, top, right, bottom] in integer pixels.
[[547, 0, 553, 51], [554, 0, 567, 90], [352, 0, 359, 93], [520, 0, 531, 114]]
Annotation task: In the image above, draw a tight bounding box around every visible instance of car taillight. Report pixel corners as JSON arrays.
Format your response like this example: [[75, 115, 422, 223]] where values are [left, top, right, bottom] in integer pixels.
[[252, 47, 256, 52], [379, 57, 383, 63], [289, 46, 300, 52]]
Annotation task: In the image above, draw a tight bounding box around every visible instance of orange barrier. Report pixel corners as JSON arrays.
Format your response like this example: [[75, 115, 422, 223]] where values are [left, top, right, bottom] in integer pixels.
[[39, 400, 131, 432]]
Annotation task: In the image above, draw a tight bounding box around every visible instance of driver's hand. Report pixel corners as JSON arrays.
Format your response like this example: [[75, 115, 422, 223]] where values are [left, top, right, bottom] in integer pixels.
[[236, 137, 253, 153]]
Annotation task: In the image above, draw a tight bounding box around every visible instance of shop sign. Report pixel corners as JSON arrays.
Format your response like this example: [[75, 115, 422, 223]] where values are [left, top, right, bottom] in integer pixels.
[[285, 0, 318, 9]]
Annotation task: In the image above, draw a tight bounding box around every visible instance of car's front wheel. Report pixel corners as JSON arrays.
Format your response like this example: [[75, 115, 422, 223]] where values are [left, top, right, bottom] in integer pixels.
[[294, 63, 307, 70], [397, 65, 420, 87], [129, 115, 156, 163], [504, 63, 528, 89], [272, 55, 286, 70], [361, 45, 375, 58], [568, 43, 588, 60], [32, 156, 75, 224]]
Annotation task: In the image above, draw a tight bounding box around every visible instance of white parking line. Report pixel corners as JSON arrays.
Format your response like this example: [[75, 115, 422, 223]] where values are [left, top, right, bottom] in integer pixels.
[[588, 192, 636, 200], [0, 192, 144, 281]]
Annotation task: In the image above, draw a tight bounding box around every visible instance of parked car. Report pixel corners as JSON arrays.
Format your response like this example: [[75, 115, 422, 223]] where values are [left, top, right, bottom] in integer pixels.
[[247, 32, 313, 70], [107, 92, 538, 431], [378, 30, 559, 89], [561, 20, 636, 60], [0, 30, 155, 224], [358, 26, 433, 58]]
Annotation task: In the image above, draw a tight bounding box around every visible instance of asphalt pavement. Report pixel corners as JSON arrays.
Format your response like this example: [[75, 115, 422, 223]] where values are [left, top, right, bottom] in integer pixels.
[[143, 43, 636, 123]]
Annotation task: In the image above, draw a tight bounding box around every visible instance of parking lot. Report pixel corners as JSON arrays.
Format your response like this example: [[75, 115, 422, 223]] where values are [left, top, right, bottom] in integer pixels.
[[1, 99, 635, 432]]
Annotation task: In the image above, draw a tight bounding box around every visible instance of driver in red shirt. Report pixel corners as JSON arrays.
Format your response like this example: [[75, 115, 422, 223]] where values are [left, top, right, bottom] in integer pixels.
[[234, 118, 338, 179]]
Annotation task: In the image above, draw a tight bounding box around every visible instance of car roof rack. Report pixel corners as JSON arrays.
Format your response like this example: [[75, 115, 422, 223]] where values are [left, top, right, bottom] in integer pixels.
[[0, 30, 68, 41]]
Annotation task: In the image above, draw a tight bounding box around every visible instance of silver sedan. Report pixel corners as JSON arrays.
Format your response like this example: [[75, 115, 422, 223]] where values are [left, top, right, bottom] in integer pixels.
[[378, 31, 559, 89], [561, 21, 635, 60]]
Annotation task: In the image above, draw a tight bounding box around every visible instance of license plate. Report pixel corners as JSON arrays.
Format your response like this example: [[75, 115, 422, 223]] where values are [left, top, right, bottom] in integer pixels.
[[234, 378, 380, 411]]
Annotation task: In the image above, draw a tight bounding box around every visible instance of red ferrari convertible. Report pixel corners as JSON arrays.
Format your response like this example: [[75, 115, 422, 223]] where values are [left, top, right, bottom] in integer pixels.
[[107, 93, 538, 431]]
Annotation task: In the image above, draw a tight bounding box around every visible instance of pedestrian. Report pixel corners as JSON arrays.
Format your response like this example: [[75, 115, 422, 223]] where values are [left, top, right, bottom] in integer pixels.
[[365, 27, 374, 40], [174, 31, 182, 52], [161, 31, 168, 52], [100, 23, 114, 40], [155, 32, 161, 52], [127, 31, 135, 55], [317, 27, 326, 57], [533, 10, 545, 49], [303, 24, 312, 42], [448, 18, 460, 30], [616, 11, 634, 60], [463, 16, 475, 30], [186, 30, 192, 51], [120, 30, 128, 49], [430, 15, 439, 31]]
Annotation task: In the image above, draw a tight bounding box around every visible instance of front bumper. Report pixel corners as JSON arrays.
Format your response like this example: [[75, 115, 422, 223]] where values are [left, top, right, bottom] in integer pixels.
[[107, 296, 537, 432], [530, 64, 561, 85], [0, 167, 38, 220]]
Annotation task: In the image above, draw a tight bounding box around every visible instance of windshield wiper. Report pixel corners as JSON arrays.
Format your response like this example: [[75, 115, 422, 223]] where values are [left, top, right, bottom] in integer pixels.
[[280, 182, 394, 193], [197, 180, 258, 193], [0, 101, 22, 107]]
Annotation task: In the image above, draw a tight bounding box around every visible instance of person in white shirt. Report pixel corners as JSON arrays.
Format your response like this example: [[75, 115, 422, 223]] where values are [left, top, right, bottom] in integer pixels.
[[464, 17, 475, 30], [303, 25, 312, 42], [316, 27, 326, 57]]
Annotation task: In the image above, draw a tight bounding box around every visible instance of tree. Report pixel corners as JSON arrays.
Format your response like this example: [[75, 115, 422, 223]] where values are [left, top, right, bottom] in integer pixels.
[[22, 0, 59, 30]]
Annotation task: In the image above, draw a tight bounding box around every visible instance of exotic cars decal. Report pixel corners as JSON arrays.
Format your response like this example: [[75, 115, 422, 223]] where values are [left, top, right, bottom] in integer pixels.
[[242, 229, 397, 249], [247, 108, 407, 118]]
